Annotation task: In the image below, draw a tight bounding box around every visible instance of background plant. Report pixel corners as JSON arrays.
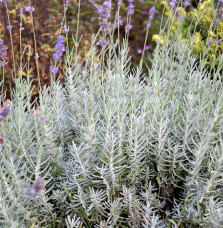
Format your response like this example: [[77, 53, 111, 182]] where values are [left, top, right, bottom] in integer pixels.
[[152, 0, 223, 70]]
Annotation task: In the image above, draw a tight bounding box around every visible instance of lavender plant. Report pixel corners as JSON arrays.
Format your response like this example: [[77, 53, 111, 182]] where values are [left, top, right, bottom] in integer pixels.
[[1, 0, 223, 227]]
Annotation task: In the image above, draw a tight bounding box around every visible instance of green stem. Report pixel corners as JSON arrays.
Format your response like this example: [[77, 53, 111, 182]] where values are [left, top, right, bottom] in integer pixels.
[[29, 0, 40, 87], [5, 3, 16, 79]]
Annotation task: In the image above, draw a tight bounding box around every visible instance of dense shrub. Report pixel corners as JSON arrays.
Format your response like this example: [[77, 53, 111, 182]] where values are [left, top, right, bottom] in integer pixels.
[[1, 0, 223, 227], [1, 32, 223, 226]]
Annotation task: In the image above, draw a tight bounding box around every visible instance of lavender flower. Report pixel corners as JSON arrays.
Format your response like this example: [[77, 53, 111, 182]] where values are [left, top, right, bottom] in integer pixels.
[[127, 3, 135, 15], [0, 106, 10, 122], [30, 177, 45, 194], [117, 0, 122, 6], [146, 23, 151, 29], [125, 24, 133, 30], [0, 39, 7, 67], [95, 0, 112, 31], [7, 25, 12, 30], [216, 9, 223, 20], [34, 53, 39, 60], [98, 37, 109, 46], [50, 66, 59, 74], [64, 25, 68, 33], [0, 0, 10, 3], [52, 35, 65, 60], [65, 0, 70, 10], [207, 40, 216, 45], [183, 0, 191, 7], [112, 16, 123, 28], [148, 6, 158, 20], [24, 6, 35, 12], [169, 0, 178, 8], [177, 15, 184, 21], [20, 8, 23, 17], [128, 0, 134, 2]]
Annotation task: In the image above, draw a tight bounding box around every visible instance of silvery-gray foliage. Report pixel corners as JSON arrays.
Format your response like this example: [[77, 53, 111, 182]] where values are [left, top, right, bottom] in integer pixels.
[[0, 37, 223, 227]]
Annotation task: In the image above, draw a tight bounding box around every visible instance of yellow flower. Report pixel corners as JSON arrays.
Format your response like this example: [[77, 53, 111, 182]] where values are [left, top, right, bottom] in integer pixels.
[[152, 35, 165, 45]]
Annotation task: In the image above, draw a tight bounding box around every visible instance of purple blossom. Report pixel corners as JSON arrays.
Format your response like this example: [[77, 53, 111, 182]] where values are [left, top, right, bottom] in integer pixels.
[[177, 15, 184, 21], [216, 9, 223, 20], [34, 53, 39, 60], [127, 3, 135, 15], [128, 0, 134, 2], [146, 23, 151, 28], [52, 35, 65, 60], [64, 25, 68, 33], [20, 8, 23, 17], [41, 116, 48, 122], [125, 24, 133, 30], [183, 0, 191, 7], [145, 43, 152, 50], [169, 0, 178, 8], [149, 6, 158, 20], [0, 39, 7, 67], [0, 106, 10, 122], [137, 43, 152, 54], [0, 0, 10, 3], [98, 37, 109, 46], [112, 16, 123, 28], [50, 66, 59, 74], [24, 6, 35, 12], [95, 0, 112, 31], [65, 0, 70, 10], [30, 177, 45, 194], [7, 25, 12, 30], [117, 0, 122, 6], [207, 39, 217, 45]]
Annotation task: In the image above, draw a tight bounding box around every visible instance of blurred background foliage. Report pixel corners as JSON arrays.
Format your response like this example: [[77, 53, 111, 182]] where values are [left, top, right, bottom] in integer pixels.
[[0, 0, 206, 98], [153, 0, 223, 70]]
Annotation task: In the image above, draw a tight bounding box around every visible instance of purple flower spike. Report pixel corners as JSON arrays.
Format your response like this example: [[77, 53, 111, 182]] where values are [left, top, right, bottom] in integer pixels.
[[98, 37, 109, 46], [0, 106, 10, 122], [0, 39, 7, 67], [52, 35, 65, 60], [25, 6, 35, 12], [125, 24, 133, 30], [207, 40, 213, 45], [183, 0, 191, 7], [64, 25, 68, 33], [177, 15, 184, 21], [117, 0, 122, 6], [20, 8, 23, 17], [34, 53, 39, 60], [149, 6, 158, 20], [0, 0, 10, 3], [127, 3, 135, 15], [169, 0, 178, 8], [146, 23, 151, 28], [7, 25, 12, 30], [50, 66, 59, 74], [30, 177, 45, 194]]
